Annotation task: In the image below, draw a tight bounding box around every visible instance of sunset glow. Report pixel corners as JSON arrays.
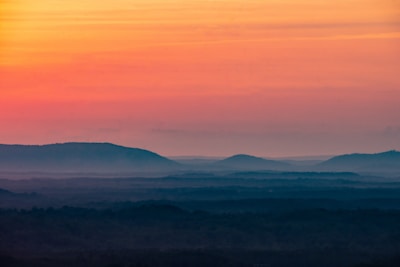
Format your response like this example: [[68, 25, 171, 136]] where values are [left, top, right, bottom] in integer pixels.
[[1, 0, 400, 156]]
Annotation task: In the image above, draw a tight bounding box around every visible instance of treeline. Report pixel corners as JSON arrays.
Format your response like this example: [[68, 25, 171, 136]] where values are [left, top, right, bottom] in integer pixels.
[[3, 249, 400, 267], [1, 204, 400, 266]]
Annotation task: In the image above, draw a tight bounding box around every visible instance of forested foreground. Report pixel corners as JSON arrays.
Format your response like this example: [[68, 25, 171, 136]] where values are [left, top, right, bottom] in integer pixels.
[[1, 204, 400, 267]]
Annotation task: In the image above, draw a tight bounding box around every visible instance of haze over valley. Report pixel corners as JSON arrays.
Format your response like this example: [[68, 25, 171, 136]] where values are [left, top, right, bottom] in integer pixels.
[[1, 142, 400, 266], [1, 0, 399, 266]]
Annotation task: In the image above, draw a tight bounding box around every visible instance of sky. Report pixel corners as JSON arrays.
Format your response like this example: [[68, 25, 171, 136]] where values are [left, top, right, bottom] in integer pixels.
[[1, 0, 400, 157]]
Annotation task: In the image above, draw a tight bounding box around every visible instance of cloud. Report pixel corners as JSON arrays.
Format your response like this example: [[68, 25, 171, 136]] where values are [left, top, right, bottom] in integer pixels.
[[383, 126, 400, 138], [97, 128, 121, 134], [212, 21, 400, 31], [133, 31, 400, 48], [151, 128, 235, 137]]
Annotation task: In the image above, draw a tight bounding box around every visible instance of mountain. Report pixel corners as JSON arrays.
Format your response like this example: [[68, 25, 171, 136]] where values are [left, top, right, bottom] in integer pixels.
[[0, 188, 14, 196], [0, 142, 179, 173], [215, 154, 291, 171], [317, 150, 400, 173]]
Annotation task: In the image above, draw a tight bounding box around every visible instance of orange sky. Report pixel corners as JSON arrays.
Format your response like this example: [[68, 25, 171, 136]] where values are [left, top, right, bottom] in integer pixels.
[[1, 0, 400, 156]]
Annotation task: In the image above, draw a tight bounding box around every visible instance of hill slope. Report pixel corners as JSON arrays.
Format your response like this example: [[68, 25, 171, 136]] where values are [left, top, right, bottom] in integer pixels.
[[215, 154, 290, 170], [0, 143, 179, 172], [317, 150, 400, 172]]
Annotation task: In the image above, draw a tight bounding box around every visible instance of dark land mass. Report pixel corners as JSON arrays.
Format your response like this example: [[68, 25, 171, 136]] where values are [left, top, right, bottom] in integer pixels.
[[317, 150, 400, 174], [1, 143, 400, 266], [1, 171, 400, 267], [0, 143, 179, 173], [1, 143, 400, 176], [213, 154, 291, 171], [1, 205, 400, 267]]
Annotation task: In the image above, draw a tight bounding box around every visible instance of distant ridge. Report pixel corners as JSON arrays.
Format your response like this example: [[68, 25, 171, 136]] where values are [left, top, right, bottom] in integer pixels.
[[0, 142, 179, 173], [215, 154, 290, 170], [317, 150, 400, 172], [0, 188, 14, 195]]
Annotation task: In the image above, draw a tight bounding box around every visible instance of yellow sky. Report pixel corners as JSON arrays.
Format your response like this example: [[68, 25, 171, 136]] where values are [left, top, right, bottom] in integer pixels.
[[0, 0, 399, 156], [1, 0, 399, 67]]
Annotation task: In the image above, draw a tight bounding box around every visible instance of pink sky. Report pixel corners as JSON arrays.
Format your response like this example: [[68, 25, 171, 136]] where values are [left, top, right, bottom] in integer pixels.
[[1, 0, 400, 156]]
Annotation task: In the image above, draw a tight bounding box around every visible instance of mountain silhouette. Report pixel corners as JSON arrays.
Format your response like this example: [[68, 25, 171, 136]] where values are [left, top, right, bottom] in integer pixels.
[[215, 154, 290, 170], [0, 188, 14, 196], [317, 150, 400, 172], [0, 142, 179, 173]]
